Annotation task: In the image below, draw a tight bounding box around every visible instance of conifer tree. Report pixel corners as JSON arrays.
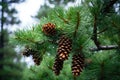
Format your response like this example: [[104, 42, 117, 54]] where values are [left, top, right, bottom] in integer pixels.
[[0, 29, 26, 80], [0, 0, 25, 80], [36, 0, 75, 18], [13, 0, 120, 80]]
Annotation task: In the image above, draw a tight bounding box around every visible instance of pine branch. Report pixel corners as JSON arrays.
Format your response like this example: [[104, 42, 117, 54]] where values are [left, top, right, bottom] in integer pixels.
[[89, 45, 119, 51], [91, 15, 119, 51], [15, 36, 40, 44], [91, 15, 101, 48], [73, 12, 80, 38], [15, 36, 57, 45]]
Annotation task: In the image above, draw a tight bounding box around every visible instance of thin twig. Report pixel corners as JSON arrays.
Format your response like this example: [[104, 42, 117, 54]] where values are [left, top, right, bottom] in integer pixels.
[[47, 39, 58, 44], [89, 45, 119, 51], [73, 12, 80, 38], [56, 12, 69, 24], [15, 37, 57, 45], [47, 65, 53, 71], [15, 37, 38, 44], [30, 68, 37, 73], [112, 21, 119, 28], [97, 28, 107, 34]]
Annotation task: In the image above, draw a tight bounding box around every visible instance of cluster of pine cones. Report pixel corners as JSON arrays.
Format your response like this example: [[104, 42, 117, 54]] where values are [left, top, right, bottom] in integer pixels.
[[22, 47, 42, 65], [42, 23, 85, 76]]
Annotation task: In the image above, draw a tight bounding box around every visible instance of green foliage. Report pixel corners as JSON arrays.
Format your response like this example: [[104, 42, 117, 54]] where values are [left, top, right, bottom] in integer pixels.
[[36, 4, 51, 19], [48, 0, 75, 5], [0, 0, 26, 80], [22, 55, 74, 80], [0, 30, 26, 80], [36, 0, 76, 18], [12, 0, 120, 80], [80, 51, 120, 80]]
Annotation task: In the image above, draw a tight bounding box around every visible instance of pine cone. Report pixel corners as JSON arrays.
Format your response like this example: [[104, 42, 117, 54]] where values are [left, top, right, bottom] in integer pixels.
[[33, 57, 41, 65], [57, 35, 72, 60], [22, 48, 35, 57], [22, 46, 42, 66], [42, 23, 56, 35], [32, 52, 42, 65], [53, 55, 64, 75], [71, 54, 84, 76]]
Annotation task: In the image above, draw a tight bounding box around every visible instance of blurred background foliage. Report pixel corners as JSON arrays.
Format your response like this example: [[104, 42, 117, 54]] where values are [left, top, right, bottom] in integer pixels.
[[35, 0, 76, 19], [0, 0, 26, 80]]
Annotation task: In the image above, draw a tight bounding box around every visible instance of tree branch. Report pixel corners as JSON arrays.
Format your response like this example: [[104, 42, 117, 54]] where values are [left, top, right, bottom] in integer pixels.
[[15, 36, 57, 45], [89, 45, 119, 51], [73, 12, 80, 38], [91, 11, 119, 52], [91, 15, 101, 48], [56, 12, 69, 24], [97, 28, 107, 34]]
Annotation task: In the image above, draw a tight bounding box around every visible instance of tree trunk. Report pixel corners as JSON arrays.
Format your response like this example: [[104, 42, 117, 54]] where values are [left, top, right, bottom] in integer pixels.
[[0, 0, 4, 79]]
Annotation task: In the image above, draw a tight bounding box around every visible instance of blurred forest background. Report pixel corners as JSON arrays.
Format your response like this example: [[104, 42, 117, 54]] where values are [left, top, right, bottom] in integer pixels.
[[0, 0, 26, 80], [0, 0, 120, 80]]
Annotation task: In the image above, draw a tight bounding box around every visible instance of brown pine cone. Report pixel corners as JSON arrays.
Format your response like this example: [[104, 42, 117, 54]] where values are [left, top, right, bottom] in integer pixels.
[[53, 55, 64, 75], [42, 23, 56, 35], [32, 52, 42, 66], [71, 54, 84, 76], [57, 35, 72, 60], [22, 48, 35, 57]]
